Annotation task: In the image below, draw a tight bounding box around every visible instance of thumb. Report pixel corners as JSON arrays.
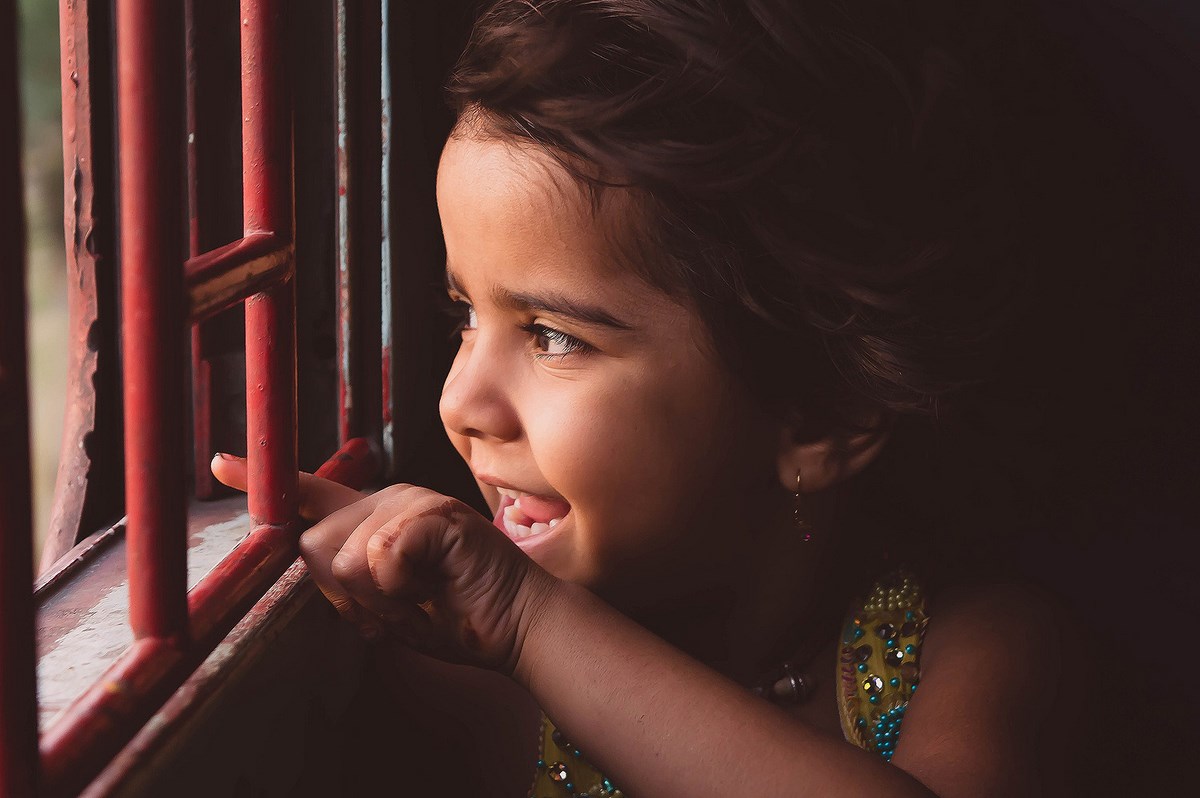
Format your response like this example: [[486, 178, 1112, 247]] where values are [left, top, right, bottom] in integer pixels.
[[210, 453, 365, 521]]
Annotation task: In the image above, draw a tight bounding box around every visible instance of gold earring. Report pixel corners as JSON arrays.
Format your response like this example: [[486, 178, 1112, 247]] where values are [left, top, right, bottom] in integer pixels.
[[794, 471, 813, 542]]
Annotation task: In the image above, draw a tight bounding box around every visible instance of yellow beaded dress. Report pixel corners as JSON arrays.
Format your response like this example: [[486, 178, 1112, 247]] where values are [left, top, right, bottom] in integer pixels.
[[527, 571, 927, 797]]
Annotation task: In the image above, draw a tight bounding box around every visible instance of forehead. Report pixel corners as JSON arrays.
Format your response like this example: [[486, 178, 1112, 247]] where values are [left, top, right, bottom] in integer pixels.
[[438, 133, 605, 260], [436, 133, 669, 311]]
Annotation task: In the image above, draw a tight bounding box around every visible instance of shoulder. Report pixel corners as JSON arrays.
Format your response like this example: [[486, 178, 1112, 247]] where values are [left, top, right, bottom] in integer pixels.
[[891, 580, 1084, 796], [924, 580, 1074, 677]]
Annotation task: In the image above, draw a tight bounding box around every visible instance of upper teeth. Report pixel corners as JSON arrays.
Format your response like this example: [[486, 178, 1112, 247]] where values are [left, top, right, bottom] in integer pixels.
[[496, 487, 524, 499]]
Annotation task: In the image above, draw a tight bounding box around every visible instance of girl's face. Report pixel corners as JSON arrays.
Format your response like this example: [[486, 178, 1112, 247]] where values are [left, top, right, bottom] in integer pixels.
[[436, 133, 783, 610]]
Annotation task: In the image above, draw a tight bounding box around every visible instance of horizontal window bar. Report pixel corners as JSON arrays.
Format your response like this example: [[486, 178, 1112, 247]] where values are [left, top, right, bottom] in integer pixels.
[[185, 232, 293, 323]]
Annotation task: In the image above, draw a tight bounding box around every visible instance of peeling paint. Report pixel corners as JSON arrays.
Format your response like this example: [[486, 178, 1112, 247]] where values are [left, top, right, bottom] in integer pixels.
[[38, 583, 133, 729]]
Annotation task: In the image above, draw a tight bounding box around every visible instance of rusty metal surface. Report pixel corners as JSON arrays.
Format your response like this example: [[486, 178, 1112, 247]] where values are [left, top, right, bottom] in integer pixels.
[[379, 0, 395, 474], [78, 557, 322, 798], [117, 0, 190, 641], [42, 638, 183, 798], [0, 0, 40, 791], [36, 495, 254, 796], [41, 2, 304, 788], [185, 233, 292, 323], [336, 0, 384, 450], [35, 498, 251, 724], [34, 522, 121, 596], [39, 434, 363, 795], [336, 0, 352, 443], [44, 0, 124, 573], [80, 560, 366, 798]]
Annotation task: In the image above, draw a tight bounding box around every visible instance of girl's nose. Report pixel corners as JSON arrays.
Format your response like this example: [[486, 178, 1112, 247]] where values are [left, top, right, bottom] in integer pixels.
[[439, 340, 521, 443]]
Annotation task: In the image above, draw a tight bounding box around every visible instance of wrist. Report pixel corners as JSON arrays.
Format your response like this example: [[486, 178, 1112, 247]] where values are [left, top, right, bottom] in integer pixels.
[[511, 565, 567, 690]]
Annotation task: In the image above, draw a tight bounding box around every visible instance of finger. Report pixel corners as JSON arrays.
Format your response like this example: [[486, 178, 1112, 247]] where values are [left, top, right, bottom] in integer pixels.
[[365, 508, 455, 599], [299, 496, 383, 620], [210, 453, 249, 492], [297, 472, 365, 520], [334, 488, 448, 613], [328, 504, 398, 610], [211, 453, 364, 521]]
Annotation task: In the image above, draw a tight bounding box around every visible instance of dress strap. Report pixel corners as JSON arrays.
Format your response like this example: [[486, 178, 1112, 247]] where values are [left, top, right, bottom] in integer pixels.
[[836, 569, 928, 761], [530, 716, 622, 797]]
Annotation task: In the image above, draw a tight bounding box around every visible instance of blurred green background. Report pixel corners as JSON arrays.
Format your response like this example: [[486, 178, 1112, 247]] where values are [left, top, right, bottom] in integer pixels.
[[19, 0, 67, 566]]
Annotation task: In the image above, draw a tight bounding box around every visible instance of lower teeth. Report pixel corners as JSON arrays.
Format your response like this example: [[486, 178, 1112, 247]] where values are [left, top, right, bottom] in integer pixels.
[[503, 515, 561, 539]]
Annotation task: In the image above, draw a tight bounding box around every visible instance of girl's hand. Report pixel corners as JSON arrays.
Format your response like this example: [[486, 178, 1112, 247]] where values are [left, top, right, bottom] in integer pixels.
[[210, 454, 557, 676]]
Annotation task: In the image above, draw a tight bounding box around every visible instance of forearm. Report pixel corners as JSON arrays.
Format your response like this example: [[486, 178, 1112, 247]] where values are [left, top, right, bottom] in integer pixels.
[[515, 580, 938, 798]]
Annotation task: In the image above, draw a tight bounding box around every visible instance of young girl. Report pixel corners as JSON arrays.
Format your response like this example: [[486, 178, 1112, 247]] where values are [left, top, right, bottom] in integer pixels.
[[217, 1, 1078, 794]]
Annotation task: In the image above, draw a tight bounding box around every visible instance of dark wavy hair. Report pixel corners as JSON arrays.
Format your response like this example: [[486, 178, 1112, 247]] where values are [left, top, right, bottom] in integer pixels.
[[447, 0, 1015, 438]]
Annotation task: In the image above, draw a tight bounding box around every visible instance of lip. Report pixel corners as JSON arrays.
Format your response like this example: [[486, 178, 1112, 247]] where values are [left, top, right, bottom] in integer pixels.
[[475, 473, 525, 493], [476, 474, 570, 510]]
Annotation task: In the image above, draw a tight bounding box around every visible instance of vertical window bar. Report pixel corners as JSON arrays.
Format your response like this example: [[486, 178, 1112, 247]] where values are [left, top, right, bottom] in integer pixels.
[[379, 0, 395, 477], [0, 0, 40, 790], [335, 0, 384, 451], [42, 0, 123, 572], [335, 0, 352, 444], [186, 0, 218, 500], [117, 0, 189, 640], [40, 4, 303, 792], [241, 0, 298, 530]]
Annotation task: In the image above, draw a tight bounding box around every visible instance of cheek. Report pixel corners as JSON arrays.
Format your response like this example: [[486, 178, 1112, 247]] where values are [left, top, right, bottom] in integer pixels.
[[519, 388, 610, 482], [528, 371, 732, 519]]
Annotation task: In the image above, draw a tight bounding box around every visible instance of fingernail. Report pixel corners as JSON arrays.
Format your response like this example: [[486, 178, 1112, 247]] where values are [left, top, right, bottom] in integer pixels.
[[214, 452, 239, 461]]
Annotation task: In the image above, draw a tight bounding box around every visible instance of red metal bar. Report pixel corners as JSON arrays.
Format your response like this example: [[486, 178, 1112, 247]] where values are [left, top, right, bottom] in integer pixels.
[[314, 436, 380, 489], [39, 526, 288, 797], [242, 0, 298, 531], [118, 0, 190, 641], [41, 2, 302, 794], [43, 0, 123, 572], [186, 0, 252, 503], [336, 0, 353, 445], [40, 636, 183, 798], [0, 0, 40, 791], [186, 0, 216, 502], [79, 556, 321, 798], [185, 233, 292, 322], [336, 0, 384, 448], [39, 443, 362, 797], [190, 334, 217, 493]]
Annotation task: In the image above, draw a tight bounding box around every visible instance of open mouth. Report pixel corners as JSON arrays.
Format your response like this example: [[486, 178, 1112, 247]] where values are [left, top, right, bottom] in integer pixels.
[[492, 487, 571, 543]]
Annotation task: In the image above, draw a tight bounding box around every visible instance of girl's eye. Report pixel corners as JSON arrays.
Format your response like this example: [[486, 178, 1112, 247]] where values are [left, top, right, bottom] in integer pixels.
[[445, 300, 477, 335], [522, 322, 592, 359]]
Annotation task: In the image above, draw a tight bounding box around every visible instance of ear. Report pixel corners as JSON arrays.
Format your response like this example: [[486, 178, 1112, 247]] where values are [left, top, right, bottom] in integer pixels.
[[775, 417, 891, 494]]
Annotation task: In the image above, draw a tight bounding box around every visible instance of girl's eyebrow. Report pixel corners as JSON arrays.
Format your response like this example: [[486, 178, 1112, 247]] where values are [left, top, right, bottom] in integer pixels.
[[445, 266, 634, 331], [492, 286, 634, 331], [445, 268, 468, 296]]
